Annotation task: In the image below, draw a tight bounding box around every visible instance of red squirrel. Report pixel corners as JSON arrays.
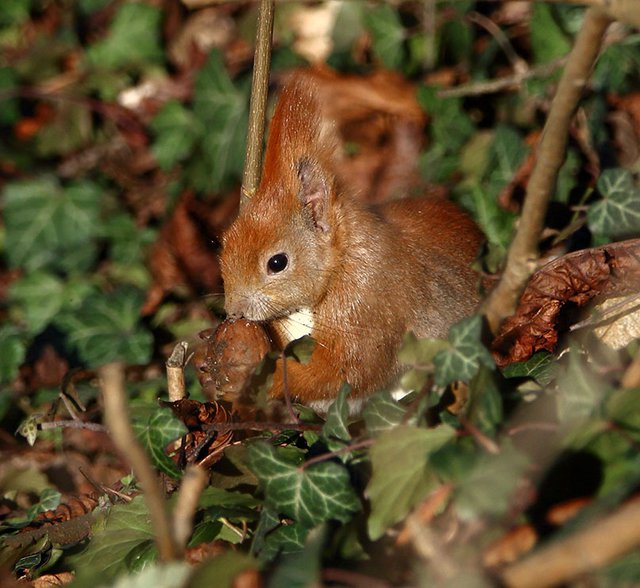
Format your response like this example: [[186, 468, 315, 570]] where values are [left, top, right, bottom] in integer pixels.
[[220, 75, 483, 412]]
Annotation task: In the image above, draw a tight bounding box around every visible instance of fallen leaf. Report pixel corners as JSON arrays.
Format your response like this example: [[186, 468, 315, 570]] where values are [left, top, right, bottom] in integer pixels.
[[492, 238, 640, 367]]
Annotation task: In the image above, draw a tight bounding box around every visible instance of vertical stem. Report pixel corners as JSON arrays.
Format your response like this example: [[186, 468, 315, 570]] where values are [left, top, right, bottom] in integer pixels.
[[483, 8, 612, 333], [241, 0, 275, 208], [99, 362, 179, 561]]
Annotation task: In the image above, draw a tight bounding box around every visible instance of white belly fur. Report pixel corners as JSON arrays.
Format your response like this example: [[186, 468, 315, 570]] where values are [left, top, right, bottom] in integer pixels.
[[276, 307, 315, 344]]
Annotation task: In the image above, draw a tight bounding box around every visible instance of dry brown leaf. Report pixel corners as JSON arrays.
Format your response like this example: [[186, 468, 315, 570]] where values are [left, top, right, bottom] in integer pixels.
[[160, 398, 233, 467], [283, 67, 427, 203], [142, 191, 239, 315], [491, 238, 640, 367]]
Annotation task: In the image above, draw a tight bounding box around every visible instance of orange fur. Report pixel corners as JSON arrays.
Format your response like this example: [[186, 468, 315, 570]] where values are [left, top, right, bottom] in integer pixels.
[[220, 75, 483, 406]]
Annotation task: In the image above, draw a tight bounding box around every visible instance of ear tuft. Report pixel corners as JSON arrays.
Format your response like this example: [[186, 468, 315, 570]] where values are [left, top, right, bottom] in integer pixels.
[[297, 158, 331, 232]]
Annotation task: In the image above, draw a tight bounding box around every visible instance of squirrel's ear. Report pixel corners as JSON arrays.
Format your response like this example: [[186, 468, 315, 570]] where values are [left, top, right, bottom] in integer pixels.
[[297, 157, 332, 232]]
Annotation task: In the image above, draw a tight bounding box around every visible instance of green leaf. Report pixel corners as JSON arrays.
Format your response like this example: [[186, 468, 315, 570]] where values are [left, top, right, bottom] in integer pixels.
[[24, 488, 62, 524], [103, 213, 156, 266], [0, 324, 26, 384], [466, 365, 503, 436], [556, 349, 608, 423], [486, 125, 529, 194], [248, 442, 360, 529], [191, 51, 248, 191], [363, 5, 405, 70], [284, 335, 316, 364], [502, 351, 556, 386], [268, 526, 324, 588], [322, 384, 351, 450], [190, 552, 258, 588], [9, 272, 65, 334], [0, 67, 20, 125], [150, 101, 202, 170], [55, 286, 153, 367], [362, 392, 407, 437], [132, 407, 187, 479], [433, 316, 495, 387], [366, 424, 455, 539], [417, 86, 475, 153], [67, 497, 155, 583], [3, 177, 101, 272], [530, 4, 572, 64], [85, 3, 163, 70], [454, 443, 529, 519], [467, 184, 515, 253], [587, 168, 640, 238], [593, 36, 640, 93]]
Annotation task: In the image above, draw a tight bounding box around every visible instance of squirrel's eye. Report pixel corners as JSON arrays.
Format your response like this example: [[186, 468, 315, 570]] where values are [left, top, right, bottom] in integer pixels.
[[267, 253, 288, 274]]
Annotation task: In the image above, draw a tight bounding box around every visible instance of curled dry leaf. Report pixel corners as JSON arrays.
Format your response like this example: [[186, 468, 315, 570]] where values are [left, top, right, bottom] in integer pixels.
[[194, 319, 272, 409], [160, 398, 234, 467], [491, 238, 640, 368]]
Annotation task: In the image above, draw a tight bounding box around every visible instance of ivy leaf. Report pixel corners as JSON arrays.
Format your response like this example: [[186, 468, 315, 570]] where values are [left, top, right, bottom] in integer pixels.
[[502, 351, 556, 386], [466, 366, 503, 436], [468, 184, 516, 254], [587, 168, 640, 239], [3, 177, 101, 272], [530, 4, 571, 64], [55, 286, 153, 367], [131, 407, 187, 479], [9, 272, 65, 335], [366, 424, 455, 539], [322, 384, 351, 451], [0, 67, 19, 125], [363, 4, 405, 70], [248, 442, 360, 529], [362, 392, 407, 437], [66, 497, 155, 583], [150, 101, 202, 170], [556, 348, 608, 423], [433, 316, 495, 387], [0, 324, 26, 384], [454, 444, 529, 519], [268, 526, 324, 587], [191, 51, 249, 191], [102, 213, 156, 266], [24, 488, 62, 524], [85, 3, 163, 70], [190, 552, 258, 588], [486, 125, 529, 194], [418, 86, 475, 153]]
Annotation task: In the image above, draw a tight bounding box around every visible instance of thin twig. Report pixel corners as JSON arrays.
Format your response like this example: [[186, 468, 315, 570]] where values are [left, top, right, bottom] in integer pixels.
[[467, 11, 527, 72], [438, 57, 566, 99], [203, 420, 322, 433], [166, 341, 190, 402], [483, 8, 612, 334], [98, 362, 180, 561], [172, 465, 209, 550], [240, 0, 275, 207], [300, 438, 374, 470], [38, 420, 107, 432], [501, 498, 640, 588]]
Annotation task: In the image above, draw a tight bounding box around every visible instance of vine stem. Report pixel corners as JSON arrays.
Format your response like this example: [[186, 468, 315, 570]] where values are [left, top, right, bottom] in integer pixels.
[[98, 362, 180, 561], [240, 0, 275, 207], [482, 8, 612, 334]]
